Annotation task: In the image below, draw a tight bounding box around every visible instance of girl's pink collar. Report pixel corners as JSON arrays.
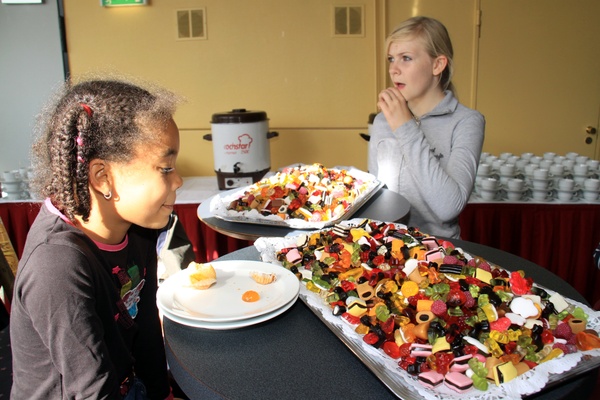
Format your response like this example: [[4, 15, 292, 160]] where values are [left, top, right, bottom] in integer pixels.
[[44, 198, 128, 251]]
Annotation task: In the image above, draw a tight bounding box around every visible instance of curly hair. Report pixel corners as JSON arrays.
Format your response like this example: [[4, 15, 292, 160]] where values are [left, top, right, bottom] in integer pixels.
[[386, 16, 456, 94], [31, 79, 180, 222]]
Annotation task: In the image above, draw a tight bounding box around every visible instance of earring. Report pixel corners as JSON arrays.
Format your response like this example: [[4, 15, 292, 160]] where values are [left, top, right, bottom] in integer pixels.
[[103, 190, 112, 200]]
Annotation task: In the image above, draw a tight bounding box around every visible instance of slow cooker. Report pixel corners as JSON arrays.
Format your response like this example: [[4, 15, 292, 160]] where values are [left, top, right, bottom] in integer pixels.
[[203, 109, 278, 190]]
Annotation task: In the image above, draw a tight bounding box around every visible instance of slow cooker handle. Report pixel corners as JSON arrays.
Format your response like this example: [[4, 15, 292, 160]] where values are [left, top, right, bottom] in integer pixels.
[[203, 134, 212, 141], [267, 131, 279, 139]]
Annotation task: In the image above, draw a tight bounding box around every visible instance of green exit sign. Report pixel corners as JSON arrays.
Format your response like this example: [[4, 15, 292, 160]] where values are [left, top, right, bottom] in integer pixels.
[[101, 0, 147, 6]]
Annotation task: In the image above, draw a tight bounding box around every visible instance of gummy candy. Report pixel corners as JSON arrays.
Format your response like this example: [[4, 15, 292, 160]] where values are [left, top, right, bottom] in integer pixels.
[[468, 357, 489, 391], [509, 271, 532, 295], [575, 331, 600, 351]]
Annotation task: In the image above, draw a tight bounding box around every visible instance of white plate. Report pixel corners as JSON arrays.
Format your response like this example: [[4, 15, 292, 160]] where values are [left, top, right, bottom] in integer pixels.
[[157, 260, 299, 322], [159, 291, 299, 330]]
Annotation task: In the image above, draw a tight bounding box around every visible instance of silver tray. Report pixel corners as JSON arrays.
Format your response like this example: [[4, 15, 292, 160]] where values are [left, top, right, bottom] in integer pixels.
[[255, 225, 600, 400], [210, 168, 383, 230]]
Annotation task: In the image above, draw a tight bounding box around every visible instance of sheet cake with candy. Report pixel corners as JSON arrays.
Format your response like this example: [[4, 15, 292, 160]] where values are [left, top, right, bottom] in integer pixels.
[[210, 164, 382, 229], [255, 219, 600, 400]]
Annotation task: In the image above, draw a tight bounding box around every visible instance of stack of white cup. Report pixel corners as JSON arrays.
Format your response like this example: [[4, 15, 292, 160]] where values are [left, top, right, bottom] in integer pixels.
[[476, 151, 599, 203]]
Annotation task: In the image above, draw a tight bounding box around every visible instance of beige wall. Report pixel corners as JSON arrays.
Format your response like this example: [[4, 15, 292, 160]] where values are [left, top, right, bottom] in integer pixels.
[[63, 0, 599, 177], [64, 0, 380, 176]]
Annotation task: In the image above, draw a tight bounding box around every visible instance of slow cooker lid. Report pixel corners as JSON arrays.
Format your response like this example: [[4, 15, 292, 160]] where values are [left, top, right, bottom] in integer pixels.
[[211, 108, 267, 124]]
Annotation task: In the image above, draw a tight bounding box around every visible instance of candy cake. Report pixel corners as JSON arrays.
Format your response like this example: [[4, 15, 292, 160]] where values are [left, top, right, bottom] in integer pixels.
[[255, 219, 600, 399], [213, 164, 380, 228]]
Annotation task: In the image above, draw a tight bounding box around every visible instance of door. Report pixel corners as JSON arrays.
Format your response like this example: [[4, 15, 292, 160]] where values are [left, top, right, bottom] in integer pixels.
[[477, 0, 600, 158]]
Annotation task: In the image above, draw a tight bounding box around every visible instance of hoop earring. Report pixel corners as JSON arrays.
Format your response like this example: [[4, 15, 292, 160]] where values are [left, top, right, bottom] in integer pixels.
[[103, 191, 112, 200]]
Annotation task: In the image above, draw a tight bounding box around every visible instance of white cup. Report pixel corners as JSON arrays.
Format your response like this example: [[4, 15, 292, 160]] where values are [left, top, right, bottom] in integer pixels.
[[532, 179, 551, 190], [507, 178, 524, 191], [1, 181, 23, 193], [565, 152, 579, 160], [507, 191, 526, 201], [492, 159, 505, 171], [543, 152, 556, 160], [549, 164, 564, 176], [480, 152, 490, 160], [524, 164, 538, 176], [554, 156, 566, 164], [486, 155, 498, 165], [481, 177, 499, 190], [539, 160, 553, 169], [582, 190, 599, 201], [562, 159, 575, 171], [584, 178, 600, 191], [477, 163, 491, 175], [533, 169, 549, 180], [530, 156, 543, 165], [499, 152, 513, 161], [507, 155, 520, 165], [479, 189, 499, 201], [557, 190, 576, 201], [532, 189, 553, 201], [500, 164, 516, 176], [516, 159, 529, 171], [587, 159, 599, 170], [521, 152, 534, 160], [576, 155, 589, 164], [573, 164, 589, 176], [3, 171, 19, 182], [558, 178, 575, 191]]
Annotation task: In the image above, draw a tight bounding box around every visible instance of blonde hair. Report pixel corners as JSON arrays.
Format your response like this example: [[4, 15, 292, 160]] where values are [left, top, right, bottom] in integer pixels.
[[386, 16, 455, 93]]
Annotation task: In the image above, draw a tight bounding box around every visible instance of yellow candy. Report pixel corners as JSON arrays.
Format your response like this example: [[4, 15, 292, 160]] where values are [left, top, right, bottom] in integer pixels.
[[540, 348, 564, 363], [481, 303, 499, 322], [401, 281, 420, 297], [350, 228, 370, 241], [486, 337, 504, 358], [489, 330, 510, 344], [507, 329, 522, 341], [432, 337, 451, 354], [355, 324, 370, 335]]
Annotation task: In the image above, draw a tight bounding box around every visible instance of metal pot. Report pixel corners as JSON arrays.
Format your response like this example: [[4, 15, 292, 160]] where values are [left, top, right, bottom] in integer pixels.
[[203, 108, 278, 189]]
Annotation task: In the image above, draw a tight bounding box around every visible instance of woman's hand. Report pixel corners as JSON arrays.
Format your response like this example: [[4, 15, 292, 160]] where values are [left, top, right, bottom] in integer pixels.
[[377, 87, 414, 131]]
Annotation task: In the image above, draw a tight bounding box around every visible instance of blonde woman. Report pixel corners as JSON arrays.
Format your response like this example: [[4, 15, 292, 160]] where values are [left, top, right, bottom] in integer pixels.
[[369, 16, 485, 238]]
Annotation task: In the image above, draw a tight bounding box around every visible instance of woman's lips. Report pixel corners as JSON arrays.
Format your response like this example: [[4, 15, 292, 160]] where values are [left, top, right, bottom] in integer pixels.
[[395, 83, 405, 89]]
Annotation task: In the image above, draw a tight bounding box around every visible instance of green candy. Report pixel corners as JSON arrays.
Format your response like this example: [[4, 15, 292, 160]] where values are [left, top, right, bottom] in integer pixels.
[[572, 307, 588, 323], [468, 357, 488, 377], [472, 374, 489, 391]]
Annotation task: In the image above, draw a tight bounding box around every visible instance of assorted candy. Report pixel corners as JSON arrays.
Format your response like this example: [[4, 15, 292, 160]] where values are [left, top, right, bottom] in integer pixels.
[[274, 219, 600, 394], [226, 163, 377, 223]]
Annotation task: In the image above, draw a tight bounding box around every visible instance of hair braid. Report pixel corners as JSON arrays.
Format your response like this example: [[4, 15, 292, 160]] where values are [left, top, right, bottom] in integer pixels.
[[30, 78, 181, 222]]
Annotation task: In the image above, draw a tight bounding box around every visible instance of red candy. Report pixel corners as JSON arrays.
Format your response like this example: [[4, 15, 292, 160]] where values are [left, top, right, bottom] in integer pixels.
[[541, 329, 555, 344], [341, 312, 360, 325], [509, 271, 532, 295], [490, 317, 512, 332], [383, 341, 401, 359]]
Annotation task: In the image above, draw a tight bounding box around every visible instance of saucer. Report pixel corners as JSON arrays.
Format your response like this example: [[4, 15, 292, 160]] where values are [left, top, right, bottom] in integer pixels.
[[478, 189, 503, 201]]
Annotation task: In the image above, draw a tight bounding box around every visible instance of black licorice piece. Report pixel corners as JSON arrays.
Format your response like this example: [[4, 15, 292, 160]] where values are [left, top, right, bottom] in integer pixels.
[[332, 304, 346, 316], [439, 264, 463, 275]]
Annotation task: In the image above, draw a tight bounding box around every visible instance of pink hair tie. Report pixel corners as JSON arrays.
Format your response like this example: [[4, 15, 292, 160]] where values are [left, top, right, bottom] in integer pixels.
[[81, 103, 93, 117], [76, 135, 84, 147], [77, 155, 85, 164]]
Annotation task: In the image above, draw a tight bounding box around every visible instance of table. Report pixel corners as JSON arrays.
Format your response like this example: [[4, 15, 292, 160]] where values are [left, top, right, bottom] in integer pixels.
[[163, 240, 599, 400], [197, 187, 411, 241]]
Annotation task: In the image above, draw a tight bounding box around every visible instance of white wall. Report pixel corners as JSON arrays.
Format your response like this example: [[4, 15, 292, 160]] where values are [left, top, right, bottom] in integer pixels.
[[0, 0, 65, 173]]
